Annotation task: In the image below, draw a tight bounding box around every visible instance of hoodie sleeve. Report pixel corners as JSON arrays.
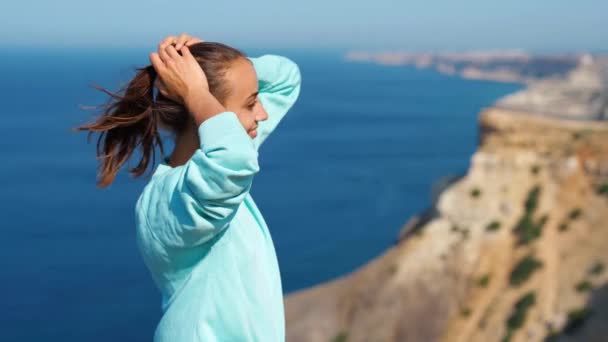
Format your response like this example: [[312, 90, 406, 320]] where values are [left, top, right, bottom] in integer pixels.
[[247, 54, 302, 150], [147, 111, 260, 248]]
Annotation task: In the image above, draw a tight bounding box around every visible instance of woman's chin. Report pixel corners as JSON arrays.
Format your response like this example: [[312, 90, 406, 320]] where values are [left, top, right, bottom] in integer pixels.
[[248, 130, 257, 138]]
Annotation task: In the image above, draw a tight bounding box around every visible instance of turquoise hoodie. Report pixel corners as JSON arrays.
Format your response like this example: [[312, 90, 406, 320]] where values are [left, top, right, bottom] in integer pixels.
[[134, 54, 301, 341]]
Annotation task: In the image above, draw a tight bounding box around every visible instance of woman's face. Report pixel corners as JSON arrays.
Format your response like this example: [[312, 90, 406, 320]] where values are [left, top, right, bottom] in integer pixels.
[[222, 57, 268, 139]]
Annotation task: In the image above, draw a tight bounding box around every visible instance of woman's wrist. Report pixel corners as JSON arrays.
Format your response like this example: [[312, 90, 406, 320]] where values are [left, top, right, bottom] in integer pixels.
[[184, 91, 227, 126]]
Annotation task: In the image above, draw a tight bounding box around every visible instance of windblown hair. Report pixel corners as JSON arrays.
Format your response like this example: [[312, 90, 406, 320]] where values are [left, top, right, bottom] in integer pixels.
[[74, 42, 245, 188]]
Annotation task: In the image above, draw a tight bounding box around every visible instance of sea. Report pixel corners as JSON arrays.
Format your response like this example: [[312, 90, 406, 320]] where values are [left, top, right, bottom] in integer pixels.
[[0, 47, 521, 340]]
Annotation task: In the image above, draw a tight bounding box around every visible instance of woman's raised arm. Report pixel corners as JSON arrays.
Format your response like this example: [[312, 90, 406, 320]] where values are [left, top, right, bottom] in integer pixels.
[[248, 54, 302, 150]]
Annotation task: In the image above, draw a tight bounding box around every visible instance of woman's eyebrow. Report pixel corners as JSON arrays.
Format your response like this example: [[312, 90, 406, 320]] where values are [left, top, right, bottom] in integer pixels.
[[246, 91, 259, 101]]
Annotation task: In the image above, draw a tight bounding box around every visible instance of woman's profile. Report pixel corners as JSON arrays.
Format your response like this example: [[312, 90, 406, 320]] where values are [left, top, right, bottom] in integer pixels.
[[76, 33, 301, 341]]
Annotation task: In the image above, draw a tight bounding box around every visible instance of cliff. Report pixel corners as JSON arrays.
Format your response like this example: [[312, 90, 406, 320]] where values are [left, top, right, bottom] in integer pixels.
[[284, 60, 608, 341], [496, 55, 608, 121]]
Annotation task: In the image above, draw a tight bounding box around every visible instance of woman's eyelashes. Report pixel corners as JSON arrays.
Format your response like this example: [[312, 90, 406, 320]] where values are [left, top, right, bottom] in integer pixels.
[[246, 99, 257, 110]]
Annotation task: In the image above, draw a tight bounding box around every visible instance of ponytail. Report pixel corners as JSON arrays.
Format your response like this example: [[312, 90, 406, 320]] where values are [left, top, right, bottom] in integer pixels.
[[74, 65, 166, 188]]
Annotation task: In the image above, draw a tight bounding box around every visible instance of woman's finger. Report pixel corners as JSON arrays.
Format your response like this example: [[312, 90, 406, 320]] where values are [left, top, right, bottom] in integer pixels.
[[160, 35, 177, 49], [165, 44, 181, 60], [180, 46, 198, 66], [158, 42, 172, 64], [180, 45, 193, 59], [175, 33, 190, 50], [149, 52, 167, 74]]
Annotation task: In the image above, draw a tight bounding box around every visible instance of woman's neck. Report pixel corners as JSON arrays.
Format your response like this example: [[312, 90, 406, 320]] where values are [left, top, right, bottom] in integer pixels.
[[168, 123, 199, 168]]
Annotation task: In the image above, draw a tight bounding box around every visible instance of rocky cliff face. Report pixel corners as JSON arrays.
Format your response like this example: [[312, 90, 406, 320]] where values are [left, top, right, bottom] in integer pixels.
[[496, 56, 608, 121], [284, 108, 608, 342]]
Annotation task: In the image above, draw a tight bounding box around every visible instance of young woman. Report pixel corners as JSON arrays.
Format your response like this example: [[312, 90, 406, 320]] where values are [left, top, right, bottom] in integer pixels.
[[76, 34, 301, 341]]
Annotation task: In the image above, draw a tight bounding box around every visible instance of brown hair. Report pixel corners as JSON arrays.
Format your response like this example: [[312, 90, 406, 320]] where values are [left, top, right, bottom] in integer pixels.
[[74, 42, 246, 188]]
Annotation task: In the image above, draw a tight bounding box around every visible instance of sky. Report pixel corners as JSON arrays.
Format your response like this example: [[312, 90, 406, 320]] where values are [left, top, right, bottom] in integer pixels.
[[1, 0, 607, 52]]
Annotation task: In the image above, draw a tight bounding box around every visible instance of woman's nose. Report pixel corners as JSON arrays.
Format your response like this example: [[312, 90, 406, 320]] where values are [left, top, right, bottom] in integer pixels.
[[256, 107, 269, 122]]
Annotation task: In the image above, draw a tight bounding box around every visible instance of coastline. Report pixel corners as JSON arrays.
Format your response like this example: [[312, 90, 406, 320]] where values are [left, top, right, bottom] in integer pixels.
[[285, 52, 608, 341]]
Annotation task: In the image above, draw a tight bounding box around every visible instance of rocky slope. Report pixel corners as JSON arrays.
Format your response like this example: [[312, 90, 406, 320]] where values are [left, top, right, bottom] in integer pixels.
[[284, 60, 608, 342], [496, 55, 608, 121]]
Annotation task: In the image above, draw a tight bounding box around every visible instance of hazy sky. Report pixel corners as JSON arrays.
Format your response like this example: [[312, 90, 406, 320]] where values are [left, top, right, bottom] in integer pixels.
[[2, 0, 606, 52]]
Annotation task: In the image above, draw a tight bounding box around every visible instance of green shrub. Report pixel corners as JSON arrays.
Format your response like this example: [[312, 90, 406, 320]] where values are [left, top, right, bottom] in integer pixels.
[[514, 214, 546, 245], [514, 214, 535, 234], [563, 307, 592, 335], [510, 255, 543, 286], [531, 165, 541, 175], [568, 208, 582, 220], [332, 331, 348, 342], [471, 188, 482, 198], [589, 262, 604, 276], [478, 274, 491, 287], [525, 186, 541, 213], [505, 292, 536, 335], [486, 221, 501, 232], [575, 280, 593, 293], [461, 308, 471, 317], [598, 183, 608, 194], [512, 186, 546, 245], [598, 183, 608, 195]]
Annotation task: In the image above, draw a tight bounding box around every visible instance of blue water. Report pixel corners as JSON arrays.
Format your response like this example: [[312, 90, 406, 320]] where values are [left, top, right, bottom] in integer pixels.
[[0, 47, 521, 340]]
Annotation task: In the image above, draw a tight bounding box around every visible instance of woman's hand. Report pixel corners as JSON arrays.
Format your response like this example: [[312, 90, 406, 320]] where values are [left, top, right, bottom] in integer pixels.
[[152, 34, 205, 103], [149, 39, 226, 125], [149, 43, 209, 104]]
